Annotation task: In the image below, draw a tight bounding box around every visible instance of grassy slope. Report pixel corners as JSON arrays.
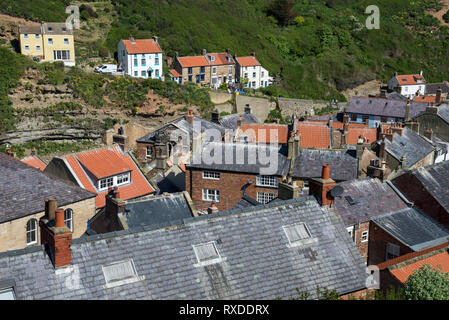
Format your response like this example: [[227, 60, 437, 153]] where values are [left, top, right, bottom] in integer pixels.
[[2, 0, 449, 102]]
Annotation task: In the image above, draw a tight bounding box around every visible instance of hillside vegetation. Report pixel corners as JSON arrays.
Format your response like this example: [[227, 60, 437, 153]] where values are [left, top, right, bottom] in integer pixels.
[[2, 0, 449, 102]]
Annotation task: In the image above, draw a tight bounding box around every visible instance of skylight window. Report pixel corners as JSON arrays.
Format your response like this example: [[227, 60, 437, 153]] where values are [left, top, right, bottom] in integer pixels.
[[283, 222, 312, 247], [345, 196, 357, 206], [193, 242, 222, 266], [0, 288, 15, 300], [102, 259, 144, 288]]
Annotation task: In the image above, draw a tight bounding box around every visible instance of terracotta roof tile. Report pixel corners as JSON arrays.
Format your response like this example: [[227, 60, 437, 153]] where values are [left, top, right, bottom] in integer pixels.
[[396, 74, 426, 86], [64, 146, 154, 208], [236, 123, 289, 144], [236, 56, 260, 67], [297, 122, 331, 149], [122, 39, 162, 54], [206, 53, 234, 66], [177, 56, 210, 68], [75, 148, 131, 179], [21, 156, 47, 171], [414, 95, 436, 103], [169, 69, 181, 78]]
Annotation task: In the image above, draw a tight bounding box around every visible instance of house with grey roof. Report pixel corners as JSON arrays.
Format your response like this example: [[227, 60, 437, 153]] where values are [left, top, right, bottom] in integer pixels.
[[393, 160, 449, 229], [89, 189, 197, 234], [346, 96, 427, 128], [217, 105, 260, 130], [411, 104, 449, 144], [0, 153, 96, 252], [333, 178, 411, 263], [0, 195, 368, 300], [368, 207, 449, 265]]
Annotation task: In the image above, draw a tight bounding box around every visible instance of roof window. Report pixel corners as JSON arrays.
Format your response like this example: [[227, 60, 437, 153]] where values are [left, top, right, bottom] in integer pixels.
[[193, 242, 222, 266], [345, 196, 357, 206], [283, 222, 312, 246], [102, 259, 144, 288]]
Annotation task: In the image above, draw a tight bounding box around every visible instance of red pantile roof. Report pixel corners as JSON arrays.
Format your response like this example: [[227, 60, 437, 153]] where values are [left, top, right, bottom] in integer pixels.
[[414, 95, 436, 104], [21, 155, 47, 171], [236, 56, 261, 67], [122, 39, 162, 54], [206, 53, 234, 66], [64, 146, 154, 207], [396, 74, 426, 86], [297, 122, 330, 149], [177, 56, 210, 68], [236, 123, 289, 144], [169, 69, 181, 78]]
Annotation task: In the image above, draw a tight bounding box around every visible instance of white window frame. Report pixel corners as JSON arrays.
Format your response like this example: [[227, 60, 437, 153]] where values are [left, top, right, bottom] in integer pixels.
[[257, 192, 276, 204], [99, 177, 114, 191], [203, 171, 220, 180], [212, 66, 217, 75], [256, 175, 278, 188], [102, 259, 145, 289], [24, 33, 29, 39], [48, 38, 53, 45], [193, 241, 223, 267], [26, 219, 37, 245], [64, 208, 73, 232], [146, 145, 153, 157], [36, 45, 40, 51], [24, 45, 30, 51], [35, 34, 39, 40], [64, 38, 69, 45], [202, 189, 220, 202], [346, 226, 355, 242], [116, 173, 130, 186], [134, 71, 138, 77], [361, 230, 369, 243], [282, 222, 314, 248]]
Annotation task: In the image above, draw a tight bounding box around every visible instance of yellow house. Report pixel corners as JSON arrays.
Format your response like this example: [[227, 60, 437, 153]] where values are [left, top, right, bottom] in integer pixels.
[[19, 22, 76, 66]]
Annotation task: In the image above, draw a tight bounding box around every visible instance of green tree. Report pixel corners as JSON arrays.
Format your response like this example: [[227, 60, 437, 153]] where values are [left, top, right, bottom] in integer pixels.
[[268, 0, 297, 26], [404, 264, 449, 300]]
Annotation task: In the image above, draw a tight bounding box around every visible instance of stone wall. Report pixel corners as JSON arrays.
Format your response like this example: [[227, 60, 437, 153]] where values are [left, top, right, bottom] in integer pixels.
[[235, 95, 276, 123], [278, 97, 348, 117], [209, 91, 233, 105]]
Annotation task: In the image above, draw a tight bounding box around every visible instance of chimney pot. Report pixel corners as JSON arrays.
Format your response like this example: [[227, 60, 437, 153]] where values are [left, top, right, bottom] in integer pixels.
[[322, 164, 330, 180], [207, 202, 219, 215], [55, 208, 65, 228]]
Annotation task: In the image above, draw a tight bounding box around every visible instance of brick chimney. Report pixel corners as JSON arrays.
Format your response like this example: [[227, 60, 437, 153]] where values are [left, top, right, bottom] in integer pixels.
[[405, 97, 411, 122], [390, 123, 404, 136], [367, 159, 388, 182], [207, 202, 219, 215], [104, 187, 126, 232], [152, 35, 158, 44], [383, 128, 394, 142], [237, 114, 243, 128], [343, 113, 349, 133], [379, 135, 386, 160], [186, 108, 194, 124], [308, 165, 337, 206], [436, 89, 442, 105], [40, 202, 72, 268], [287, 131, 300, 160], [278, 177, 300, 200]]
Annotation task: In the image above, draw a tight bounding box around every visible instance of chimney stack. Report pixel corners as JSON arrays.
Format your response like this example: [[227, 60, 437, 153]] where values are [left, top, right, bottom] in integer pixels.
[[251, 52, 256, 57], [152, 35, 158, 43], [226, 48, 230, 54], [211, 109, 220, 124], [129, 36, 136, 44], [405, 97, 411, 121], [40, 202, 72, 268], [186, 108, 194, 124], [308, 165, 337, 206], [175, 51, 179, 59], [244, 104, 251, 114], [104, 187, 126, 232], [380, 89, 387, 98], [45, 197, 58, 221], [237, 114, 243, 128], [390, 123, 404, 136], [278, 179, 300, 200], [424, 127, 433, 141], [202, 48, 207, 56], [207, 202, 219, 215], [436, 89, 442, 105]]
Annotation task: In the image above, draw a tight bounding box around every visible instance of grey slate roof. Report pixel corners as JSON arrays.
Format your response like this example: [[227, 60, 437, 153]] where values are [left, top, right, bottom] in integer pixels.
[[0, 153, 96, 224], [397, 161, 449, 214], [346, 97, 427, 118], [371, 207, 449, 251], [137, 115, 227, 143], [334, 178, 409, 226], [220, 113, 260, 130], [122, 193, 194, 229], [232, 195, 261, 209], [291, 149, 358, 181], [0, 196, 367, 300], [384, 128, 434, 167], [187, 142, 290, 176], [438, 104, 449, 124], [426, 82, 449, 95], [386, 92, 408, 101]]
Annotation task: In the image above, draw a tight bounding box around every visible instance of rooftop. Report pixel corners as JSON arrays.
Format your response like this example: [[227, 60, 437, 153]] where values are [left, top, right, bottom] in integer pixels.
[[220, 113, 260, 130], [371, 207, 449, 251], [347, 97, 427, 118], [0, 153, 95, 224], [235, 56, 261, 67], [0, 196, 367, 300], [177, 56, 210, 68], [205, 53, 234, 66], [20, 155, 47, 171], [395, 74, 426, 86], [334, 178, 409, 226], [235, 123, 289, 144], [122, 39, 162, 54]]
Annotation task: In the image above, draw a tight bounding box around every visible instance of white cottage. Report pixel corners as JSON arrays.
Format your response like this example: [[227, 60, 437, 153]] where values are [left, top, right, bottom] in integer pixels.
[[388, 71, 426, 98], [235, 54, 273, 89], [117, 36, 164, 80]]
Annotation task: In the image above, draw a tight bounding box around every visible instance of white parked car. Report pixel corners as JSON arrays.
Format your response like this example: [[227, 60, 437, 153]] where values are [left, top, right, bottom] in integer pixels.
[[94, 64, 121, 74]]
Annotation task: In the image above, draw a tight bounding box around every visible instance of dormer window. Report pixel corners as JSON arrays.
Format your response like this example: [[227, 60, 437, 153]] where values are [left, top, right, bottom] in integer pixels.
[[98, 172, 131, 191], [209, 55, 215, 62]]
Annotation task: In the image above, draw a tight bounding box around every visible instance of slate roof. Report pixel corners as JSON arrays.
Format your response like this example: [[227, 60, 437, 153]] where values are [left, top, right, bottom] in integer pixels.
[[334, 178, 409, 226], [219, 113, 260, 130], [121, 193, 195, 229], [18, 25, 42, 34], [291, 149, 358, 181], [396, 161, 449, 214], [0, 153, 95, 223], [42, 23, 73, 35], [384, 127, 434, 167], [347, 97, 427, 118], [187, 142, 290, 176], [371, 207, 449, 251], [0, 196, 367, 300], [232, 195, 261, 210], [137, 115, 227, 143], [426, 82, 449, 95], [438, 104, 449, 124], [386, 92, 408, 101]]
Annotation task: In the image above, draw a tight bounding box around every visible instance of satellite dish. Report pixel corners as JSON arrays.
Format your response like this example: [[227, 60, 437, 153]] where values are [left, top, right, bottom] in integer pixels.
[[330, 186, 344, 198]]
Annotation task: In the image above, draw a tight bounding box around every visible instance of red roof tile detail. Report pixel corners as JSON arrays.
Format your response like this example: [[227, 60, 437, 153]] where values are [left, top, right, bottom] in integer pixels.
[[414, 95, 436, 103], [236, 123, 289, 144], [21, 156, 47, 171], [64, 146, 154, 208], [122, 39, 162, 54], [178, 56, 210, 68], [169, 69, 181, 78], [236, 56, 261, 67], [396, 74, 425, 86], [297, 122, 331, 149], [206, 53, 234, 66], [346, 127, 378, 144], [76, 148, 131, 179]]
